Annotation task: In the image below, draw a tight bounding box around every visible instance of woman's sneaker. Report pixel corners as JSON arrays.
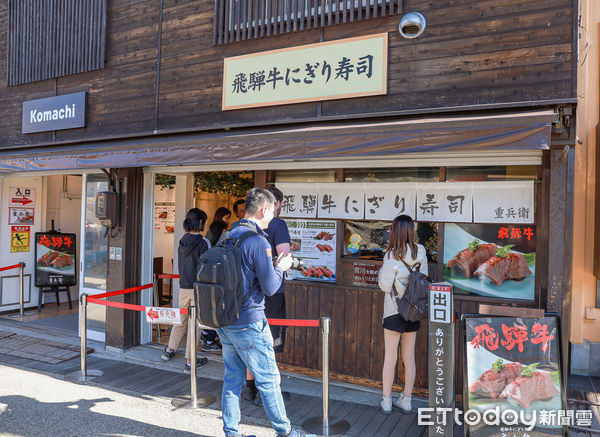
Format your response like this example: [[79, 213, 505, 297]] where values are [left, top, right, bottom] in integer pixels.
[[380, 395, 392, 415], [393, 393, 412, 413], [184, 357, 208, 373], [161, 347, 174, 361]]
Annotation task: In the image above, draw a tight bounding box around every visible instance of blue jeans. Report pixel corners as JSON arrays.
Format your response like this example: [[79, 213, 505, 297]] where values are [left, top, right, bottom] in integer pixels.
[[217, 319, 291, 437]]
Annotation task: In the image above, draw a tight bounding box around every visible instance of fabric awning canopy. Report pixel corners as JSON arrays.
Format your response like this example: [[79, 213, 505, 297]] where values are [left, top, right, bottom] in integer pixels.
[[0, 109, 556, 173]]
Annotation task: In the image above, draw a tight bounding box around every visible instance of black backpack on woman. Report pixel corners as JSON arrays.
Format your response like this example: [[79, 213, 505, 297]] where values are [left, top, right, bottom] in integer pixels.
[[393, 260, 432, 322]]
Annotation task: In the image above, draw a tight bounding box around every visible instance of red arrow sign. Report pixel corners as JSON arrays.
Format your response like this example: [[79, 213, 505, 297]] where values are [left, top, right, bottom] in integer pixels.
[[12, 197, 32, 205], [147, 308, 159, 320]]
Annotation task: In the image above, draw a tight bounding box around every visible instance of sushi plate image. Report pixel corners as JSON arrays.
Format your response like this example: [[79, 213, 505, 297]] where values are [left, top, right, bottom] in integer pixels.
[[443, 224, 535, 300], [466, 342, 562, 427], [36, 244, 75, 276]]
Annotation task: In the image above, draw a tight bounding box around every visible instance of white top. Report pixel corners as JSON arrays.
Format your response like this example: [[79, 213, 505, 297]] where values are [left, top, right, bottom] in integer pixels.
[[377, 244, 428, 320]]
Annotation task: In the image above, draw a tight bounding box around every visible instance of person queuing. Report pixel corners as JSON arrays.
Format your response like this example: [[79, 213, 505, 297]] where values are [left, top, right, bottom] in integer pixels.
[[161, 208, 209, 373], [377, 214, 427, 414], [206, 207, 232, 246], [216, 188, 314, 437], [243, 186, 291, 403], [233, 199, 245, 220]]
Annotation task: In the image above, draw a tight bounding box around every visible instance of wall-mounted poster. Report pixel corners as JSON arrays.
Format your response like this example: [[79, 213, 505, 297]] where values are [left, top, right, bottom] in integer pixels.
[[285, 219, 336, 283], [35, 232, 77, 287], [463, 315, 566, 437], [8, 207, 34, 225], [154, 202, 175, 234], [443, 223, 536, 301], [11, 226, 30, 253]]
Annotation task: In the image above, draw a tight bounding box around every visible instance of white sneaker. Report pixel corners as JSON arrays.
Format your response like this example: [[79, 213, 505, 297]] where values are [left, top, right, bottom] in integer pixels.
[[393, 393, 412, 412], [380, 395, 392, 415]]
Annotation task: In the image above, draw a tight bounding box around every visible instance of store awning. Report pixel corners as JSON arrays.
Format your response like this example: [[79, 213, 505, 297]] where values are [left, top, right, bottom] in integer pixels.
[[0, 109, 556, 173]]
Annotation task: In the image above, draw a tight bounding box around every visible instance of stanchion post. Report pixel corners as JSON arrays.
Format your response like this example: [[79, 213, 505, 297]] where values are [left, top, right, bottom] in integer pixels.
[[189, 305, 198, 408], [171, 305, 216, 409], [9, 262, 34, 319], [322, 316, 331, 433], [18, 262, 25, 317], [302, 316, 350, 436], [81, 293, 88, 378], [64, 293, 103, 382], [153, 274, 161, 342]]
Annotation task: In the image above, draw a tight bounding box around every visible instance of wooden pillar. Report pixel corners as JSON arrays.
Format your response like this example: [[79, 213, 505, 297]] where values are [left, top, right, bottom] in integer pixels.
[[254, 170, 267, 188], [105, 167, 144, 349]]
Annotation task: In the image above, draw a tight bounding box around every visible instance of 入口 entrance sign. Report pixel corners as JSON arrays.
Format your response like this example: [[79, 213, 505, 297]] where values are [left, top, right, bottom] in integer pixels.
[[22, 92, 86, 134], [222, 34, 388, 110]]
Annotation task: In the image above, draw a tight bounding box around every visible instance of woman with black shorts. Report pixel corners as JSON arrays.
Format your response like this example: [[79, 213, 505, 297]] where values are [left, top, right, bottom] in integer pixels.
[[377, 214, 428, 415]]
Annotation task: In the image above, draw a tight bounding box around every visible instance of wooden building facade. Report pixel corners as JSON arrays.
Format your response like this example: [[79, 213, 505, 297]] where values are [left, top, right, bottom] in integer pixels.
[[0, 0, 578, 395]]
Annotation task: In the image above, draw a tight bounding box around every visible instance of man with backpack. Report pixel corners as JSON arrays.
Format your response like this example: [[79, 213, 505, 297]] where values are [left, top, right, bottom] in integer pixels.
[[203, 188, 313, 437]]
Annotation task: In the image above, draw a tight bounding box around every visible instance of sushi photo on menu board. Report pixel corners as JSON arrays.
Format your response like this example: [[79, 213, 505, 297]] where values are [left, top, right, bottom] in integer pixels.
[[285, 219, 336, 283], [463, 315, 566, 437], [443, 223, 536, 301]]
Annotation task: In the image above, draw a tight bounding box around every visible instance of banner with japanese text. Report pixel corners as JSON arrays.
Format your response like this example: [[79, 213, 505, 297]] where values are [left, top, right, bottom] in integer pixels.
[[222, 33, 387, 110], [463, 315, 566, 437], [35, 232, 77, 287], [276, 182, 534, 224]]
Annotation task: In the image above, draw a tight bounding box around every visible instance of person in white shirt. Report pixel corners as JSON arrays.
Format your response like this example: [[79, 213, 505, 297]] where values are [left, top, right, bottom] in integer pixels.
[[377, 214, 428, 414]]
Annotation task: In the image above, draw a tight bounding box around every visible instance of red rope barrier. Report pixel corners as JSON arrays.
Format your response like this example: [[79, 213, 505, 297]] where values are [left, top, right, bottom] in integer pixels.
[[157, 274, 179, 279], [93, 283, 154, 299], [0, 263, 21, 272], [267, 318, 320, 327], [88, 297, 147, 312]]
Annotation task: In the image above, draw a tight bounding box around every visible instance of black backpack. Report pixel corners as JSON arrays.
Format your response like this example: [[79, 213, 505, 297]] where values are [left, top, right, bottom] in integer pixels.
[[394, 260, 432, 322], [193, 223, 261, 328]]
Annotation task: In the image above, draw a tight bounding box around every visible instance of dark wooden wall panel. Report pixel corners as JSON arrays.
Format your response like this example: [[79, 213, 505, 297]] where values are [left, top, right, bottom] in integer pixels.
[[0, 0, 574, 150]]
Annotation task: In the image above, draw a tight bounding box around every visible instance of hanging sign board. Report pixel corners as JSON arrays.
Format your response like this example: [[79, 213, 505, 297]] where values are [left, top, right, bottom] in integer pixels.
[[472, 181, 534, 224], [9, 187, 35, 207], [22, 92, 86, 134], [276, 183, 319, 218], [34, 232, 77, 287], [462, 314, 567, 437], [364, 183, 417, 220], [428, 283, 454, 437], [11, 226, 30, 253], [222, 33, 388, 110]]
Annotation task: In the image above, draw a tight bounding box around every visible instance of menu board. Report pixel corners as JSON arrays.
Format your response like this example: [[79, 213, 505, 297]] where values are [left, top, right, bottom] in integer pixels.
[[154, 202, 175, 234], [35, 232, 77, 287], [463, 315, 566, 437], [285, 219, 336, 283]]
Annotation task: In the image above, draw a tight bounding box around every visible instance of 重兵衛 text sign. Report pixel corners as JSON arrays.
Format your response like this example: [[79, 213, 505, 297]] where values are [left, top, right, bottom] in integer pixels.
[[276, 181, 534, 223], [22, 92, 86, 134], [222, 34, 387, 110]]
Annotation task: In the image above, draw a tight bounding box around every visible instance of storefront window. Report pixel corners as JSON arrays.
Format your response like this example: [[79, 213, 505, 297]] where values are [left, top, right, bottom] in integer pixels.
[[344, 167, 439, 182], [446, 166, 537, 182], [83, 174, 108, 291]]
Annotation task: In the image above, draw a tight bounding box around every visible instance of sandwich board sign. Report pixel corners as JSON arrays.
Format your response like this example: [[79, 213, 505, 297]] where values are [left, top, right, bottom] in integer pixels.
[[462, 314, 567, 437]]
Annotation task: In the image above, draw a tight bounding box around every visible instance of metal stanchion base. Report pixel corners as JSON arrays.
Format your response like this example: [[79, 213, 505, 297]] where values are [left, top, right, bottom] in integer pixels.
[[7, 311, 37, 319], [302, 416, 351, 436], [63, 369, 104, 382], [171, 393, 216, 409]]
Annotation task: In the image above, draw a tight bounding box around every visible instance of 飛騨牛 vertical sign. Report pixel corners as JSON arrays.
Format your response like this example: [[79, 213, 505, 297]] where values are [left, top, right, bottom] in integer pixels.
[[222, 34, 388, 110]]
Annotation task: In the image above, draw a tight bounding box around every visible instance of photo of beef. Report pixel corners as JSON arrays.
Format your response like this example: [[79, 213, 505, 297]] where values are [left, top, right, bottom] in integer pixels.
[[473, 253, 532, 285], [50, 254, 73, 269], [499, 371, 559, 408], [37, 251, 59, 266], [447, 243, 497, 278], [469, 362, 522, 399]]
